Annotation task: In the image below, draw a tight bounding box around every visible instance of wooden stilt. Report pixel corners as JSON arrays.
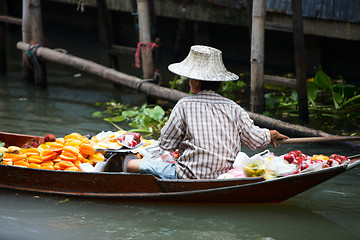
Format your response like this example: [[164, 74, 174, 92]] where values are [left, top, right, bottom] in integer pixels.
[[250, 0, 266, 113], [22, 0, 46, 86], [137, 0, 154, 79], [96, 0, 119, 70], [292, 0, 309, 123], [0, 0, 7, 74]]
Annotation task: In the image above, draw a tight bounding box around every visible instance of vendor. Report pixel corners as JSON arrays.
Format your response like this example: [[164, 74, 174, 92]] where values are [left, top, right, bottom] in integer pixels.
[[124, 45, 288, 179]]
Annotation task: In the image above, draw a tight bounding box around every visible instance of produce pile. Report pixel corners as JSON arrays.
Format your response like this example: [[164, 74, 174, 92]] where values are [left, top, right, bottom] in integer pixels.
[[0, 131, 351, 178], [218, 150, 350, 180], [0, 133, 105, 171], [0, 130, 158, 172]]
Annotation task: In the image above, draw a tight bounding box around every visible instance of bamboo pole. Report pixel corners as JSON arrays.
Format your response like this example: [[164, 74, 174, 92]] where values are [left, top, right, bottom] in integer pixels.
[[137, 0, 154, 79], [17, 41, 187, 102], [250, 0, 266, 113], [292, 0, 309, 123], [22, 0, 46, 86], [278, 136, 360, 144], [0, 15, 22, 25]]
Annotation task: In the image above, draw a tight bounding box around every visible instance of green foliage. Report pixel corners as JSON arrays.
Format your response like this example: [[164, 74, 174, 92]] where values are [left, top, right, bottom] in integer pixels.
[[169, 75, 189, 92], [265, 67, 360, 135], [92, 102, 169, 138], [220, 80, 246, 100]]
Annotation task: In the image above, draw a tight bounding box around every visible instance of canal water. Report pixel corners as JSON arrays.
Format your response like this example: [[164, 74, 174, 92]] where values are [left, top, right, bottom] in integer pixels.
[[0, 31, 360, 240]]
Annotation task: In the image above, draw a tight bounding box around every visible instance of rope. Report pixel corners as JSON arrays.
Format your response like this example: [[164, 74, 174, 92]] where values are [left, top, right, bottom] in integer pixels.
[[26, 41, 46, 71], [135, 41, 159, 68]]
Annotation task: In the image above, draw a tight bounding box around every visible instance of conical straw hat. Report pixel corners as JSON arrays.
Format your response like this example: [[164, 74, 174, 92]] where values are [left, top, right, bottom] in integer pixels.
[[168, 45, 238, 81]]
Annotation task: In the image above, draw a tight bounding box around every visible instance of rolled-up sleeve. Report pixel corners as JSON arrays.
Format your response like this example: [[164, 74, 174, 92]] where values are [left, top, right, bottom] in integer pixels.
[[238, 108, 271, 150]]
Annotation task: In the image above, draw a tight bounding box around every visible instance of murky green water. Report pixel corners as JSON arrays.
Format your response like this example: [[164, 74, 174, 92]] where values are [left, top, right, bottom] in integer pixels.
[[0, 31, 359, 240]]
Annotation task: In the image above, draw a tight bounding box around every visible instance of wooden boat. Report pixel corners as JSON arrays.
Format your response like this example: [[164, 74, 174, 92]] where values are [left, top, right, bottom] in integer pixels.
[[0, 131, 359, 203]]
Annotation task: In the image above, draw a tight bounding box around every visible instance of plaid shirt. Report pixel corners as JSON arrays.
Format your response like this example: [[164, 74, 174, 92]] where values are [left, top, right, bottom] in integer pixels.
[[159, 91, 270, 179]]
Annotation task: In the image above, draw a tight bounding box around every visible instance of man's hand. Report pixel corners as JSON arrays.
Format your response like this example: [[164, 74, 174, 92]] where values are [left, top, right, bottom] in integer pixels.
[[270, 130, 289, 148]]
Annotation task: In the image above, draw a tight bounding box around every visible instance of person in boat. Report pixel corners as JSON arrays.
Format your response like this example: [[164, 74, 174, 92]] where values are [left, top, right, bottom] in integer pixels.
[[124, 45, 288, 179]]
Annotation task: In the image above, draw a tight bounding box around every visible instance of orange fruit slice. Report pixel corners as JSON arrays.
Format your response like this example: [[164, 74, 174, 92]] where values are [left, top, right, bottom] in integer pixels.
[[65, 133, 86, 143], [55, 138, 65, 145], [58, 160, 75, 169], [41, 165, 54, 170], [41, 149, 57, 161], [64, 166, 79, 171], [28, 155, 43, 164], [2, 159, 12, 165], [89, 152, 105, 163], [62, 146, 80, 156], [64, 139, 82, 147], [53, 162, 61, 170], [53, 157, 62, 163], [79, 143, 95, 156], [41, 161, 54, 166], [73, 159, 81, 168], [21, 148, 40, 157], [12, 154, 27, 162], [48, 142, 64, 151], [13, 160, 30, 167], [29, 163, 41, 169]]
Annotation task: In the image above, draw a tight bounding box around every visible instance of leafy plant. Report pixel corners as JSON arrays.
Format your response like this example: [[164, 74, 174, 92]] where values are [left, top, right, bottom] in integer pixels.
[[169, 75, 189, 92], [309, 67, 360, 109], [93, 102, 170, 138], [264, 68, 360, 135], [220, 80, 246, 100]]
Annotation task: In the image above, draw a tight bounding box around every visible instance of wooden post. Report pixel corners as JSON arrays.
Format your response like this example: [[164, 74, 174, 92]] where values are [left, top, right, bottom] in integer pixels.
[[292, 0, 309, 123], [96, 0, 119, 70], [250, 0, 266, 113], [0, 0, 7, 74], [22, 0, 46, 86], [246, 0, 253, 41], [137, 0, 154, 79]]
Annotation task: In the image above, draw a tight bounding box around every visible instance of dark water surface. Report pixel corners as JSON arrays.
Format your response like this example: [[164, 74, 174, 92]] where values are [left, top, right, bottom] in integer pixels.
[[0, 32, 359, 240]]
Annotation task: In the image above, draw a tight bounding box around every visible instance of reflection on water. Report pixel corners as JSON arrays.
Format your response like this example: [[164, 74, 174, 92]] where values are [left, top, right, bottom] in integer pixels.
[[0, 187, 359, 240], [0, 31, 359, 240], [0, 63, 148, 137]]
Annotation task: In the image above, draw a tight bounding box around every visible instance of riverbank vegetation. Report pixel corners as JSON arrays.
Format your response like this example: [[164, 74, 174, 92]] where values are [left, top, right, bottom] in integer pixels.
[[264, 68, 360, 136]]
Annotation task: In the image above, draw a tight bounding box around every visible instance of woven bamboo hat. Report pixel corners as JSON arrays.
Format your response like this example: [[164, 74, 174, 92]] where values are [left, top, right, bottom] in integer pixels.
[[168, 45, 238, 81]]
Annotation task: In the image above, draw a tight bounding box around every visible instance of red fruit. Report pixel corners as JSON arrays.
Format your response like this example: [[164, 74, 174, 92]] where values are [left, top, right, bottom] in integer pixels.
[[339, 156, 348, 163], [334, 158, 342, 165], [43, 134, 56, 143], [327, 159, 333, 167], [300, 162, 309, 171], [298, 153, 308, 159], [284, 153, 296, 163], [295, 156, 306, 164], [290, 150, 302, 156], [329, 154, 339, 159], [129, 140, 138, 147], [322, 163, 330, 168]]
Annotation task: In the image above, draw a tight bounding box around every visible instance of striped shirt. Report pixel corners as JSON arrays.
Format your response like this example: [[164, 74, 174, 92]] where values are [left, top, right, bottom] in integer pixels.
[[158, 90, 270, 179]]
